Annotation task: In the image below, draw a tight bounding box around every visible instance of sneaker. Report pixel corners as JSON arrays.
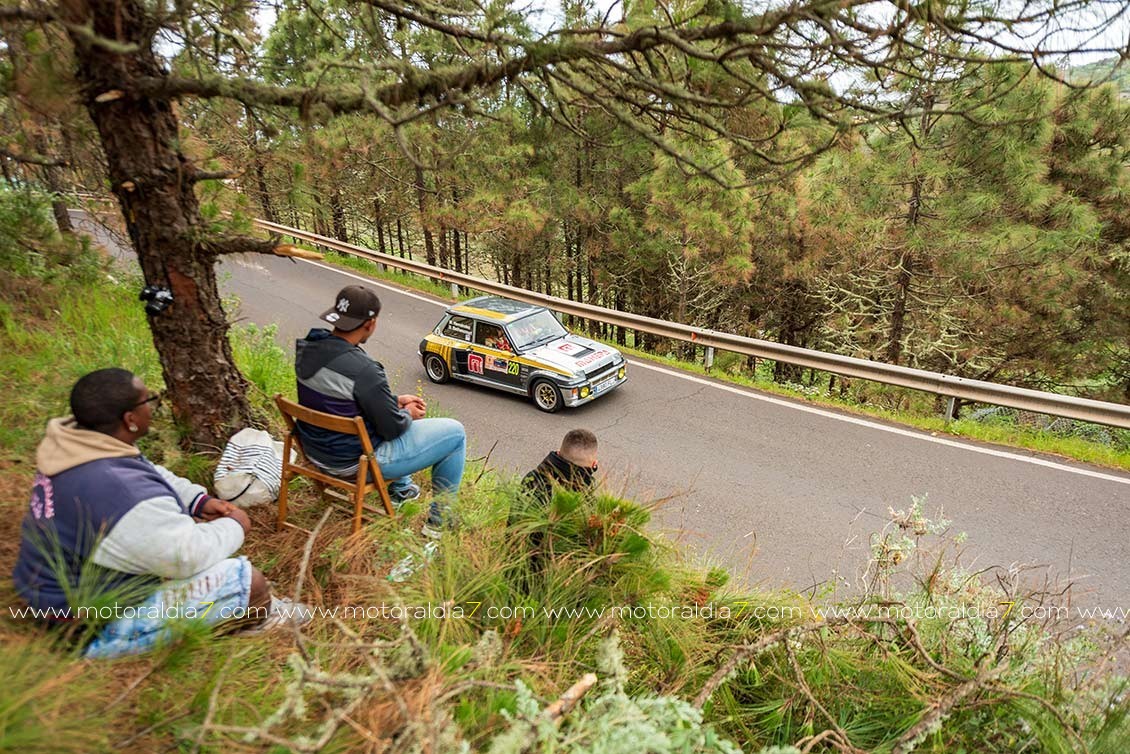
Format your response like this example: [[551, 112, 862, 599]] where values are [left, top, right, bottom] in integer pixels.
[[389, 481, 421, 509], [240, 596, 313, 635], [420, 523, 443, 540], [388, 541, 438, 583]]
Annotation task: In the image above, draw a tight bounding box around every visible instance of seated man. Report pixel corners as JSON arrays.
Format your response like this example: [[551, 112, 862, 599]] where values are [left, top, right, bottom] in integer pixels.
[[296, 285, 466, 537], [521, 429, 599, 503], [11, 369, 298, 659]]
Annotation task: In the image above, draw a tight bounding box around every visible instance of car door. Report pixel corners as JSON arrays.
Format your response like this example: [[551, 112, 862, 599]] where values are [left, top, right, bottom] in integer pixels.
[[440, 315, 475, 376], [470, 321, 524, 389]]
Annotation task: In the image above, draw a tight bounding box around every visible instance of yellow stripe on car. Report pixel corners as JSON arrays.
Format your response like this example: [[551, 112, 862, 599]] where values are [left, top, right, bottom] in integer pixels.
[[450, 305, 509, 320]]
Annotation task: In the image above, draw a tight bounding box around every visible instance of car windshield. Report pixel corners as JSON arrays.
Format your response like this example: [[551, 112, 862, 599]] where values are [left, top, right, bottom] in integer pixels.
[[508, 310, 567, 350]]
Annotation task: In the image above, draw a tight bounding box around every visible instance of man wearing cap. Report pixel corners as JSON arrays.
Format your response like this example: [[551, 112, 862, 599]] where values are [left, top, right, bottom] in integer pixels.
[[295, 285, 466, 536]]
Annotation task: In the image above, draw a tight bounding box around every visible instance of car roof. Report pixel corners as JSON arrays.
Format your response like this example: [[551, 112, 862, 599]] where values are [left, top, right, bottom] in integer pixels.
[[447, 296, 545, 324]]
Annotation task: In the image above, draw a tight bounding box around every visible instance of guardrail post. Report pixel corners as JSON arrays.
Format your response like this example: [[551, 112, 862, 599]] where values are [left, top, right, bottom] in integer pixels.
[[704, 346, 715, 371], [943, 395, 957, 422], [450, 282, 458, 298]]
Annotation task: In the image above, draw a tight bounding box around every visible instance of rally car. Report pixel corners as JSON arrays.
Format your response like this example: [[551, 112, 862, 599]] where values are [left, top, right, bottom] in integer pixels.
[[418, 296, 627, 412]]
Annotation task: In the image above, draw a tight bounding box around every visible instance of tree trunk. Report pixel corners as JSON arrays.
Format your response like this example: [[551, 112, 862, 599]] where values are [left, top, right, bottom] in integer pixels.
[[452, 222, 462, 274], [396, 217, 406, 257], [65, 0, 257, 448], [886, 102, 932, 366], [27, 130, 73, 234], [245, 106, 276, 223], [414, 163, 435, 266], [374, 197, 385, 254], [330, 186, 348, 242]]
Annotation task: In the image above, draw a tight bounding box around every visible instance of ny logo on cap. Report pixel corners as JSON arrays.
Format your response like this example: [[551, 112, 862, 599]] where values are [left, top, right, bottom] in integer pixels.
[[336, 297, 351, 313]]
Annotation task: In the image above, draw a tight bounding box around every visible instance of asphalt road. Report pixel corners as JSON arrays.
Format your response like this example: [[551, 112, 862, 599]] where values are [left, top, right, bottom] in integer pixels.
[[74, 212, 1130, 609]]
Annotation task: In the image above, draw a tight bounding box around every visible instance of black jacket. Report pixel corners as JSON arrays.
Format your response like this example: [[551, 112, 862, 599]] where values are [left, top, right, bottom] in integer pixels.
[[520, 451, 595, 504]]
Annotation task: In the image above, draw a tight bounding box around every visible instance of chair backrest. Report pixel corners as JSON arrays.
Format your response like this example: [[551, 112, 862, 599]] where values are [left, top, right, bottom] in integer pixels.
[[274, 394, 376, 456]]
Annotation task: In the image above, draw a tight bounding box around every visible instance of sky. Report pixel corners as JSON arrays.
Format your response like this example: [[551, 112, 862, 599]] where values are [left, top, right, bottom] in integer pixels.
[[251, 0, 1129, 69]]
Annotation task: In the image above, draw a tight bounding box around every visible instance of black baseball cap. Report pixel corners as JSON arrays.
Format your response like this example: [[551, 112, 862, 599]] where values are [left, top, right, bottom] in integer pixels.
[[320, 285, 381, 331]]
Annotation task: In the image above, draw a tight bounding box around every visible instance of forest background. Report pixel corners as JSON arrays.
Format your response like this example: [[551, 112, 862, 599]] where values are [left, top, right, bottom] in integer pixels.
[[0, 0, 1127, 445]]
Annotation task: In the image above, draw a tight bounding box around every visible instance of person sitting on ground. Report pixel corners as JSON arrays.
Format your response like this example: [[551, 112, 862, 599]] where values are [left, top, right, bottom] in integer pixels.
[[11, 368, 299, 659], [296, 285, 466, 537], [521, 429, 599, 504], [509, 430, 599, 581]]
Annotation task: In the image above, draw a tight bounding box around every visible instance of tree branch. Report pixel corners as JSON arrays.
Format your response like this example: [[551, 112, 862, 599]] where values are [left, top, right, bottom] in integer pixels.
[[0, 145, 67, 166], [0, 3, 55, 23]]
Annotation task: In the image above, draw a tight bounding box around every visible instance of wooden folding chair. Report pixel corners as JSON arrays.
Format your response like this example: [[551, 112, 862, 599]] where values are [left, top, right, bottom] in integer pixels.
[[274, 394, 395, 534]]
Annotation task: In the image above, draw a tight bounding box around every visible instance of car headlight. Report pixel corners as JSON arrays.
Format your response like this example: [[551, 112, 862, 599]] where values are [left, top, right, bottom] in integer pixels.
[[618, 366, 626, 379], [580, 386, 591, 398]]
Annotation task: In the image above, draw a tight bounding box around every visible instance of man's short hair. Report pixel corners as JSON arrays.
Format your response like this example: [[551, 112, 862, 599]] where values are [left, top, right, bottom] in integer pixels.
[[70, 368, 142, 434], [560, 429, 598, 456]]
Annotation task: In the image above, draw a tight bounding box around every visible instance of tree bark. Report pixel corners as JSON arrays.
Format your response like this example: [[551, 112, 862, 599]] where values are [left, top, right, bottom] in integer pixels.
[[330, 185, 348, 242], [374, 196, 385, 254], [414, 163, 435, 265], [245, 106, 276, 223], [64, 0, 255, 448]]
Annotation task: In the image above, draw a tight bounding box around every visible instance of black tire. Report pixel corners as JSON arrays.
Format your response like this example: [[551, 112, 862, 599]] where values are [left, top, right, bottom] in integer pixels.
[[531, 379, 563, 413], [424, 353, 451, 384]]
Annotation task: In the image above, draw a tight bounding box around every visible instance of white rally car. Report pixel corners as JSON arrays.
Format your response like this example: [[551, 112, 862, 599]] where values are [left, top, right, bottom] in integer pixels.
[[418, 296, 627, 412]]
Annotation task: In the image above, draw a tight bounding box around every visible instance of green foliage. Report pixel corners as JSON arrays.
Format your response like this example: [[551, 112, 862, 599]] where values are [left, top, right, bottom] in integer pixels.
[[0, 187, 101, 282], [231, 322, 295, 401], [0, 642, 107, 752], [486, 637, 743, 754]]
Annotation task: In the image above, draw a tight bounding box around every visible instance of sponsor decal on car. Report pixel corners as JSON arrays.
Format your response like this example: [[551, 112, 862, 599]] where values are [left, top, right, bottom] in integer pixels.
[[486, 357, 509, 373], [575, 349, 612, 368], [468, 353, 484, 375], [554, 341, 586, 355]]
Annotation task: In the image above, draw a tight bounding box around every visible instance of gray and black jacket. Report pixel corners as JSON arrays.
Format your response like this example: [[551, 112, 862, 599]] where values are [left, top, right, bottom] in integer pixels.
[[295, 329, 411, 470]]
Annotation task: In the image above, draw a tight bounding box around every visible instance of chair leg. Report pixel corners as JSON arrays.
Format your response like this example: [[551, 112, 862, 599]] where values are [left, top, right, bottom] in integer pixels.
[[352, 458, 366, 534], [277, 469, 292, 531], [377, 477, 395, 518]]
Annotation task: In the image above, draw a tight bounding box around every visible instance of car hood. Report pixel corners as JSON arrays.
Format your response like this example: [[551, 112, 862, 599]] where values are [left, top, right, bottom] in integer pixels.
[[526, 334, 621, 376]]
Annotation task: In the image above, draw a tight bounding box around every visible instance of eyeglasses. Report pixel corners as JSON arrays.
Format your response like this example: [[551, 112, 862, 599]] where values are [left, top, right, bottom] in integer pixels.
[[133, 392, 162, 410]]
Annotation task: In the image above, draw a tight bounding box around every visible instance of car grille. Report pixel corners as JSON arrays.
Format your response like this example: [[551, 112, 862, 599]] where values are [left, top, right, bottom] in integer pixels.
[[588, 364, 620, 385]]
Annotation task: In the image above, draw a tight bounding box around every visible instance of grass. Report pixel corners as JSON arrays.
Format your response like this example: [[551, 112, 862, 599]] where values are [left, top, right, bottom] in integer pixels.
[[1, 191, 1128, 752], [308, 246, 1130, 472]]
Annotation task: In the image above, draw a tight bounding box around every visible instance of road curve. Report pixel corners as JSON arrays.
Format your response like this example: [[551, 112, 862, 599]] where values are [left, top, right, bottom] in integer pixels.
[[72, 212, 1130, 609], [220, 253, 1129, 605]]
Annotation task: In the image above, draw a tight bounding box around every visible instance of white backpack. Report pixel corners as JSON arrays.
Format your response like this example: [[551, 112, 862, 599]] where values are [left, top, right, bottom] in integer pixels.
[[213, 428, 286, 508]]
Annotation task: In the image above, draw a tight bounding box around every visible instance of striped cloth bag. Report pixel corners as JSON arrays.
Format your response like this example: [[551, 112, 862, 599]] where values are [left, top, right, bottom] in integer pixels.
[[213, 428, 285, 507]]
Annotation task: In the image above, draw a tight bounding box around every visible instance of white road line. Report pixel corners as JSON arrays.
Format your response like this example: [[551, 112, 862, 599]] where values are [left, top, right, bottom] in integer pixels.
[[302, 258, 1130, 487], [302, 259, 450, 307], [628, 360, 1130, 486]]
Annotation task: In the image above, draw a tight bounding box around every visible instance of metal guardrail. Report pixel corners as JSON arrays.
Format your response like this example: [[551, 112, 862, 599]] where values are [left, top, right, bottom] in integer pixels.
[[253, 218, 1130, 430]]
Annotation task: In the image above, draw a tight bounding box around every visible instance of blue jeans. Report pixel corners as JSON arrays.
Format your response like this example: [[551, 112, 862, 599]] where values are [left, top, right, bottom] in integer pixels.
[[375, 418, 466, 526]]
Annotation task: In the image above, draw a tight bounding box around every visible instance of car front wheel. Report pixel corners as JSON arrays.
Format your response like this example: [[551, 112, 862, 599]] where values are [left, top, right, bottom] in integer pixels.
[[424, 353, 451, 384], [531, 379, 563, 413]]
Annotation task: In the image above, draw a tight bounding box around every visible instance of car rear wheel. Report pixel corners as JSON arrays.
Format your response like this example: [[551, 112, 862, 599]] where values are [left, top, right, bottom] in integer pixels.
[[531, 380, 563, 413], [424, 353, 451, 384]]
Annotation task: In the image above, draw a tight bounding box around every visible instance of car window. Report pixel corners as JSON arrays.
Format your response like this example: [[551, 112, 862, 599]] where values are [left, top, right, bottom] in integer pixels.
[[509, 310, 567, 350], [474, 322, 512, 352], [442, 316, 474, 342]]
